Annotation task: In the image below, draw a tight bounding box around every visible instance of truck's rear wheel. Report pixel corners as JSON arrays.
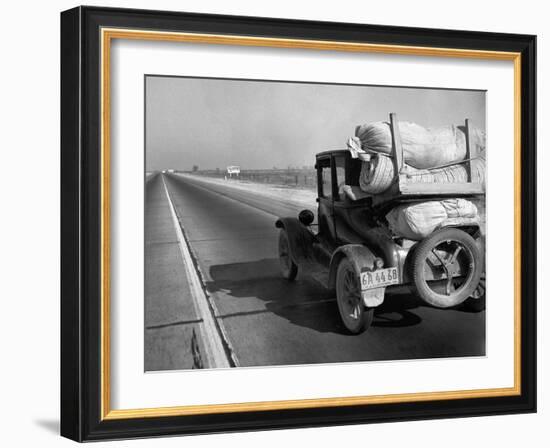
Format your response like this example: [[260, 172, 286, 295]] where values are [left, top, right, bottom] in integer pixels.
[[336, 259, 374, 334], [411, 228, 482, 308], [278, 230, 298, 281], [462, 275, 486, 312]]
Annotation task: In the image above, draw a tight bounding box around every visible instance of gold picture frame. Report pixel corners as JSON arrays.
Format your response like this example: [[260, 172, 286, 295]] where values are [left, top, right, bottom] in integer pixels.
[[61, 6, 536, 441]]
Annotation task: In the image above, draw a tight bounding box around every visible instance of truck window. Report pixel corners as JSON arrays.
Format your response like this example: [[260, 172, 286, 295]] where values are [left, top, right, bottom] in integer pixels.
[[333, 155, 346, 201], [317, 158, 332, 198]]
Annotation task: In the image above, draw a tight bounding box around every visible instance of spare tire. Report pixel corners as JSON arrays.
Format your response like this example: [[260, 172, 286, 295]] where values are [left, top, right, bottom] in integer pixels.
[[411, 227, 482, 308]]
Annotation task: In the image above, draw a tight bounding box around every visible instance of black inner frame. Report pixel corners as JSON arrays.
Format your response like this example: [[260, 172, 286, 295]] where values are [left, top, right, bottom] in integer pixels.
[[60, 6, 537, 442]]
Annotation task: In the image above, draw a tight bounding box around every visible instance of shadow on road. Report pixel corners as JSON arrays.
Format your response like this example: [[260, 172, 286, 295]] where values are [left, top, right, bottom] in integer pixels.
[[373, 292, 424, 328], [206, 258, 441, 334], [207, 258, 342, 333]]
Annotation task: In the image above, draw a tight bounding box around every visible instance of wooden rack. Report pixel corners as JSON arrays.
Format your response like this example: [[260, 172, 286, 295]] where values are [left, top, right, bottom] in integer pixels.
[[372, 113, 485, 206]]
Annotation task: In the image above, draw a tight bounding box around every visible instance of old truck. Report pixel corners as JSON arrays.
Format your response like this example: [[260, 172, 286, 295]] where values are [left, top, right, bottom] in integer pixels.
[[275, 114, 485, 334]]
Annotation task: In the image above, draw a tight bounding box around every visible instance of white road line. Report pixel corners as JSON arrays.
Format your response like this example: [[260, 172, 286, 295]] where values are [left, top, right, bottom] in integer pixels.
[[161, 175, 231, 369]]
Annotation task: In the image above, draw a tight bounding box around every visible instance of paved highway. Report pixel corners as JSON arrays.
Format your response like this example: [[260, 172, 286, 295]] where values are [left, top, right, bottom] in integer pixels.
[[145, 172, 485, 370]]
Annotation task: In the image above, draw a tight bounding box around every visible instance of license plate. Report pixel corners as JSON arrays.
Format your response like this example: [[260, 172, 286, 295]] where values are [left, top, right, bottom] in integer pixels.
[[360, 267, 399, 290]]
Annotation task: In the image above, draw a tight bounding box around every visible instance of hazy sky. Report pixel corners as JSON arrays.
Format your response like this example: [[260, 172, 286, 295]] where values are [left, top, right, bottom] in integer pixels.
[[145, 76, 485, 171]]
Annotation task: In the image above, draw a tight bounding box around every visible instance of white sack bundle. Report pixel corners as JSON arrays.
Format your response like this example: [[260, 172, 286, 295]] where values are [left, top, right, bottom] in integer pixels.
[[385, 199, 479, 240], [402, 155, 486, 188], [355, 121, 485, 169], [357, 152, 486, 195], [358, 153, 394, 194]]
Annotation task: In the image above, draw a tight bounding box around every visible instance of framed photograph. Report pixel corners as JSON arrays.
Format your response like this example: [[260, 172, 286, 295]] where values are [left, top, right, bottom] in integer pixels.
[[60, 6, 536, 441]]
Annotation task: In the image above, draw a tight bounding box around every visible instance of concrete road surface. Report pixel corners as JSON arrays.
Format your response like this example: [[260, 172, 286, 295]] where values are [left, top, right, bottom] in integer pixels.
[[145, 172, 485, 370]]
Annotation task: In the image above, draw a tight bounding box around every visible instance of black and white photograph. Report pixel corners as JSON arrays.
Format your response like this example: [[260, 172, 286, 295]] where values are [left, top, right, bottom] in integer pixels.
[[144, 76, 487, 371]]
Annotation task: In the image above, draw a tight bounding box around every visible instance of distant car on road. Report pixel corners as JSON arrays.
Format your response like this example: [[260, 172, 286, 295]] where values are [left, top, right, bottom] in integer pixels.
[[275, 149, 485, 334]]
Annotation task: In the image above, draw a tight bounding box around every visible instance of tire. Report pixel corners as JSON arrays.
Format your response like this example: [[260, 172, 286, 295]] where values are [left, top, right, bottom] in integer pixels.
[[335, 258, 374, 334], [462, 275, 486, 312], [278, 230, 298, 281], [411, 228, 482, 308]]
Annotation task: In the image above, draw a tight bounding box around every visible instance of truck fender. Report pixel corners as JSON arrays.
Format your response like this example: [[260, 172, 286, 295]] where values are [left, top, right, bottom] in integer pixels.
[[275, 217, 316, 265], [328, 244, 385, 308], [443, 223, 481, 238]]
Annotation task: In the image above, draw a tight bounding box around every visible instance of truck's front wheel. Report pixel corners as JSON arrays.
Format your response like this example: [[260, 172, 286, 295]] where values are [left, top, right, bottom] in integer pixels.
[[336, 259, 374, 334], [278, 230, 298, 281]]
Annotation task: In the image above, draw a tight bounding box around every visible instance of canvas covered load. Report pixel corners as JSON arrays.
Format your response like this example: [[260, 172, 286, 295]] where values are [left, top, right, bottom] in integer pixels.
[[357, 151, 486, 194], [355, 121, 486, 169], [346, 118, 487, 195], [385, 199, 480, 240]]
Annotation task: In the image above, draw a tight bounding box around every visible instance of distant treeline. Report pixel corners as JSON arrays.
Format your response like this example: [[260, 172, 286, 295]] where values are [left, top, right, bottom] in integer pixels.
[[191, 168, 317, 189]]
